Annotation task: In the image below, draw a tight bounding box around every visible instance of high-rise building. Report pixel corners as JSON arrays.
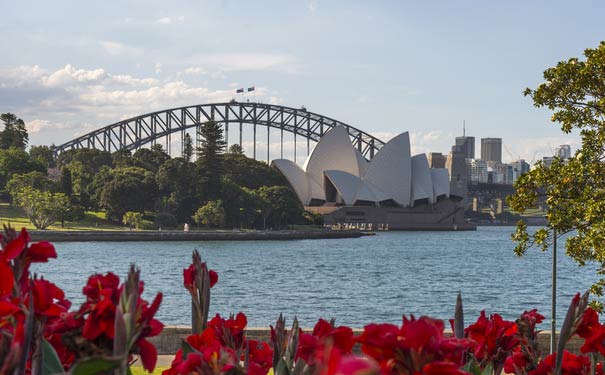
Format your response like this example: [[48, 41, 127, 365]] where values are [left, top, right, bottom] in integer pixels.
[[481, 138, 502, 163], [510, 159, 530, 183], [555, 144, 571, 159], [427, 152, 446, 168], [446, 146, 467, 200], [466, 159, 488, 183], [455, 136, 475, 159]]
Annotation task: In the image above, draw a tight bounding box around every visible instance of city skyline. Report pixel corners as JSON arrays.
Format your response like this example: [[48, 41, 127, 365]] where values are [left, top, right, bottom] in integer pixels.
[[1, 1, 603, 162]]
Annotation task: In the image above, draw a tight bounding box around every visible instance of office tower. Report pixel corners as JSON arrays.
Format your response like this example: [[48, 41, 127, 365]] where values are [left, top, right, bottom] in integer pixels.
[[427, 152, 446, 168], [446, 146, 467, 200], [455, 136, 475, 159], [510, 159, 530, 183], [554, 144, 571, 159], [466, 159, 488, 183], [481, 138, 502, 163]]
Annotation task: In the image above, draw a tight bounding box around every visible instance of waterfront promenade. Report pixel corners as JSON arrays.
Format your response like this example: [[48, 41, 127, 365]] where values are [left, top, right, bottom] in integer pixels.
[[28, 229, 368, 242]]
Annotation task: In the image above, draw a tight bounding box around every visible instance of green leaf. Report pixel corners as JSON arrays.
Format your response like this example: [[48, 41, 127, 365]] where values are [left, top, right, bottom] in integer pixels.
[[41, 338, 65, 375], [181, 339, 196, 356], [70, 357, 122, 375], [481, 363, 494, 375]]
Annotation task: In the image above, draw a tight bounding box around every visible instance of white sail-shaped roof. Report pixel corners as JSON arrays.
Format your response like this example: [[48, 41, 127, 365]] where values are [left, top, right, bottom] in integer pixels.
[[303, 126, 363, 201], [362, 132, 412, 206], [431, 168, 450, 200], [324, 170, 362, 205], [271, 159, 312, 205], [411, 154, 434, 205], [354, 148, 368, 176]]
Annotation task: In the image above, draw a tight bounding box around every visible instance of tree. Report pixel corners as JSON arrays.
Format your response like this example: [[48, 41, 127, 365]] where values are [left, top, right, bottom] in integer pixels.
[[228, 144, 244, 155], [183, 133, 194, 162], [0, 113, 28, 150], [509, 41, 605, 307], [122, 211, 144, 230], [98, 167, 158, 221], [0, 147, 46, 190], [196, 121, 226, 201], [29, 145, 56, 168], [223, 152, 288, 190], [252, 185, 304, 229], [156, 158, 201, 222], [14, 186, 69, 229], [192, 200, 226, 228], [6, 171, 55, 205], [133, 145, 170, 173]]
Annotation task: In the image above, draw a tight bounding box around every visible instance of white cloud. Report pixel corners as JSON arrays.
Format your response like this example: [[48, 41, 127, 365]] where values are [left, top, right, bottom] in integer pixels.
[[157, 16, 185, 24], [155, 63, 162, 74], [0, 64, 284, 146], [506, 136, 581, 164], [182, 67, 206, 76], [99, 40, 142, 56]]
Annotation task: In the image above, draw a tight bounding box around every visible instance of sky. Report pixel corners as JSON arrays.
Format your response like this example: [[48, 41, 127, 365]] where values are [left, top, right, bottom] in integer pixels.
[[1, 0, 604, 163]]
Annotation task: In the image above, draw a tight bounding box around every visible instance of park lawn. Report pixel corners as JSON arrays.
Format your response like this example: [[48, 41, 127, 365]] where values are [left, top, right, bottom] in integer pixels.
[[131, 367, 168, 375], [0, 203, 126, 231]]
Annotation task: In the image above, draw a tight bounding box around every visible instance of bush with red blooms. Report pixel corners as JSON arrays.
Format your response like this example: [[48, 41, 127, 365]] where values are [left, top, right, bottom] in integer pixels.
[[6, 226, 605, 375], [0, 226, 164, 374]]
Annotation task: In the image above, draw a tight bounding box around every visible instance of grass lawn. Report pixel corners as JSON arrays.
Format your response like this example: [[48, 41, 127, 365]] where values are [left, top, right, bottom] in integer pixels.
[[0, 203, 126, 231], [131, 367, 168, 375]]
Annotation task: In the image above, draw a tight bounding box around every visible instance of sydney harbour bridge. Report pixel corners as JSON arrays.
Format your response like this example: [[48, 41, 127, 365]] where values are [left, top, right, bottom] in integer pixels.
[[51, 101, 509, 210], [52, 102, 385, 162]]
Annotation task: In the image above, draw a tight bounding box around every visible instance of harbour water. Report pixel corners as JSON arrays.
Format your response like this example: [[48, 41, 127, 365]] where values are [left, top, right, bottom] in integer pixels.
[[32, 226, 595, 329]]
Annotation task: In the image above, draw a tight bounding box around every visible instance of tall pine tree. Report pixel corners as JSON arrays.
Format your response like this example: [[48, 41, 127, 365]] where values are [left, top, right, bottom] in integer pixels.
[[0, 113, 28, 150], [196, 121, 226, 201]]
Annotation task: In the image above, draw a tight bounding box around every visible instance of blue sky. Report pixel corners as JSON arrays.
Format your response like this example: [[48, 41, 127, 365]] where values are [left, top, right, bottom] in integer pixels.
[[1, 0, 604, 162]]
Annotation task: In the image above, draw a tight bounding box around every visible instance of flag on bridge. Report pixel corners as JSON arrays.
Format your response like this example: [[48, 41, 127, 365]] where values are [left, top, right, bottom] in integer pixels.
[[247, 86, 255, 92], [236, 88, 244, 93]]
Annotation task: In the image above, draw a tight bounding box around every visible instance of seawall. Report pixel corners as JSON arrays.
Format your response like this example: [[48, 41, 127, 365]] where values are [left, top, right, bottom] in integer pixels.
[[28, 229, 367, 242], [150, 326, 582, 355]]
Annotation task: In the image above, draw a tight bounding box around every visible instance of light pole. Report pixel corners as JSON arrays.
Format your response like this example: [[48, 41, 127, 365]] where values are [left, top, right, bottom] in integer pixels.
[[551, 228, 557, 354]]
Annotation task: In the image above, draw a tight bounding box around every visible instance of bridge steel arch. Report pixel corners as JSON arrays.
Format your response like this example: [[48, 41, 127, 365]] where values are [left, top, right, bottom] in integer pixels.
[[53, 102, 385, 161]]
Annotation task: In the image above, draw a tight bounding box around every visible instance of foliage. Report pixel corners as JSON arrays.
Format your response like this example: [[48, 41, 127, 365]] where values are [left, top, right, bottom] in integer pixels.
[[228, 143, 244, 155], [252, 185, 304, 229], [6, 171, 55, 198], [0, 227, 164, 374], [156, 158, 201, 222], [14, 186, 70, 229], [508, 40, 605, 307], [0, 113, 28, 150], [223, 152, 288, 190], [133, 144, 170, 173], [183, 133, 194, 162], [0, 147, 46, 190], [29, 145, 56, 168], [196, 121, 226, 201], [98, 167, 159, 221], [192, 200, 226, 227], [155, 212, 178, 229], [122, 211, 144, 229]]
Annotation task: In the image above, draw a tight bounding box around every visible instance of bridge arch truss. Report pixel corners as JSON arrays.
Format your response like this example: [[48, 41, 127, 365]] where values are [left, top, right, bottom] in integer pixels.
[[53, 102, 385, 162]]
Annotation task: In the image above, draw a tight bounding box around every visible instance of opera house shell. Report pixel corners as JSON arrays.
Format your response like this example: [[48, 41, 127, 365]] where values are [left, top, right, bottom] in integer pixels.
[[271, 126, 473, 230]]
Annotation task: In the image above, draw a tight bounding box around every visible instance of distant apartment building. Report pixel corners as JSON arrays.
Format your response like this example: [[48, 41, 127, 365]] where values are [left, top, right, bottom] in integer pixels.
[[481, 138, 502, 163], [466, 158, 488, 183], [491, 162, 513, 184], [555, 144, 571, 159], [542, 156, 554, 168], [427, 152, 446, 168], [510, 159, 530, 183], [455, 136, 475, 159]]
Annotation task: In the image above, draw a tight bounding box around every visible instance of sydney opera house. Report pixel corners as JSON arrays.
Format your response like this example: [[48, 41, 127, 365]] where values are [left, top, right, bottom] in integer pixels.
[[271, 126, 473, 230]]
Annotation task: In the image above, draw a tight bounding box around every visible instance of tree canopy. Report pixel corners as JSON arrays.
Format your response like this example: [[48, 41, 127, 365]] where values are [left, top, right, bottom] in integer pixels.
[[509, 41, 605, 306], [0, 113, 28, 150]]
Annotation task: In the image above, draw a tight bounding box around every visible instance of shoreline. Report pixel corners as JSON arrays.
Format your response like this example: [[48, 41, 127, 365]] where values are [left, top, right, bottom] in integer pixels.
[[28, 229, 368, 242]]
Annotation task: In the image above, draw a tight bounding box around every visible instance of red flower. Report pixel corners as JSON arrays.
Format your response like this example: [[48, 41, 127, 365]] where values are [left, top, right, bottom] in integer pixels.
[[82, 288, 117, 339], [529, 351, 602, 375], [422, 361, 471, 375], [1, 234, 25, 261], [576, 307, 605, 355], [27, 241, 57, 263], [0, 262, 14, 297], [183, 263, 218, 289], [465, 311, 518, 365], [29, 278, 69, 318]]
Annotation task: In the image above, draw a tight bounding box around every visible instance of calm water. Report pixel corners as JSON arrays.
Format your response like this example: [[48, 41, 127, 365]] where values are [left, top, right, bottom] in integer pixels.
[[32, 227, 596, 329]]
